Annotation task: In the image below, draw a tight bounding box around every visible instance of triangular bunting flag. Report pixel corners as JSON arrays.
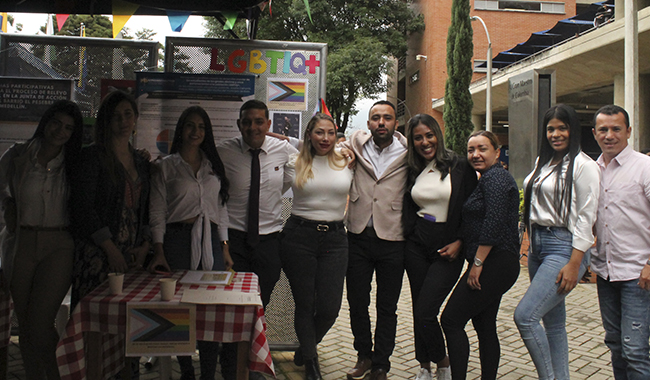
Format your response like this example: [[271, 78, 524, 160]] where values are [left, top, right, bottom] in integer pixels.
[[166, 11, 191, 32], [56, 14, 69, 31], [0, 13, 7, 33], [320, 98, 332, 118], [112, 0, 140, 38], [222, 11, 238, 30], [303, 0, 313, 24]]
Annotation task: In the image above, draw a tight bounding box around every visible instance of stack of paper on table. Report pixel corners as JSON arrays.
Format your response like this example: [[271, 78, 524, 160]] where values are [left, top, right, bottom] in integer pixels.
[[181, 289, 262, 306], [179, 270, 233, 286]]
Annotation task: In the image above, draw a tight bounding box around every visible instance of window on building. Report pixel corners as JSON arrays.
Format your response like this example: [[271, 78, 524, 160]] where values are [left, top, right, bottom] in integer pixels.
[[474, 60, 498, 74], [474, 59, 488, 73], [475, 0, 565, 14]]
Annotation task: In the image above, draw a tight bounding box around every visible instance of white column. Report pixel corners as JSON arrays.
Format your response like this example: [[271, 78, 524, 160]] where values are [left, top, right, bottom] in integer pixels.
[[624, 0, 639, 149], [472, 114, 483, 131]]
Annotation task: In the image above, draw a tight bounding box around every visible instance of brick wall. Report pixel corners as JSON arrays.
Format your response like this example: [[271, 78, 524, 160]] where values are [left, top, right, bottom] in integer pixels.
[[403, 0, 576, 127]]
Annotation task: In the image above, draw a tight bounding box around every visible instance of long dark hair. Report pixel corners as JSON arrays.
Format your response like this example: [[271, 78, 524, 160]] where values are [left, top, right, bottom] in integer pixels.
[[170, 106, 229, 204], [94, 90, 139, 184], [524, 104, 582, 227], [406, 114, 457, 185], [31, 99, 84, 183]]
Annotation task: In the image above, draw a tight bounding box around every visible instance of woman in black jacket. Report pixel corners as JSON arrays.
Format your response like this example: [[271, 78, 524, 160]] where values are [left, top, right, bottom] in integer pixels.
[[402, 114, 478, 380], [440, 130, 520, 380], [70, 90, 151, 308]]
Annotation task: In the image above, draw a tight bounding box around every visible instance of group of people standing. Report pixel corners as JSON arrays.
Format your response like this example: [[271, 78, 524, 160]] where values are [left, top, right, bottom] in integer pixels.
[[0, 90, 648, 380], [331, 100, 648, 380], [343, 101, 520, 380]]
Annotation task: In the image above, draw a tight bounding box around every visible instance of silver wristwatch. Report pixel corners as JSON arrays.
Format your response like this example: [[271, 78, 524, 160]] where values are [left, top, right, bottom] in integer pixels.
[[474, 257, 484, 267]]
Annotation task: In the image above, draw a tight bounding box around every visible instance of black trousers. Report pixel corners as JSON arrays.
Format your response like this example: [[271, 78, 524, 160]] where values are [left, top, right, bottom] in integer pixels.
[[440, 250, 520, 380], [346, 227, 405, 372], [281, 216, 348, 360], [220, 229, 282, 380], [405, 221, 464, 365]]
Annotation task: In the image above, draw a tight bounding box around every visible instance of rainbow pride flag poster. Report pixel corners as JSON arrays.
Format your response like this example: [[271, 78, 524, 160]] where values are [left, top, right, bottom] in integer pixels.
[[125, 303, 196, 356], [267, 79, 308, 111]]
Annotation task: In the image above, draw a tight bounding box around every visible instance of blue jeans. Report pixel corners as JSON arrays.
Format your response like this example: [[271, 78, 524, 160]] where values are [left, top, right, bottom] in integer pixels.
[[597, 276, 650, 380], [514, 226, 588, 380], [280, 215, 349, 360]]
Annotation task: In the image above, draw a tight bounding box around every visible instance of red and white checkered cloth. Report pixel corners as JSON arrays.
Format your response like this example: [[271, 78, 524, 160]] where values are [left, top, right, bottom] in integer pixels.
[[0, 286, 12, 348], [56, 271, 275, 380]]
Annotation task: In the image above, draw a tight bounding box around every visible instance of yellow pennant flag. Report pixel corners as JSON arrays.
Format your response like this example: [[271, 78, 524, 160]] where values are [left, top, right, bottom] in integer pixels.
[[112, 0, 139, 38], [1, 13, 8, 33]]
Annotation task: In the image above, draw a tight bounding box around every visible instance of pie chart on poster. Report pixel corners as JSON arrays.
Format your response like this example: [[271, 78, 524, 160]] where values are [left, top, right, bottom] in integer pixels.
[[156, 129, 174, 154]]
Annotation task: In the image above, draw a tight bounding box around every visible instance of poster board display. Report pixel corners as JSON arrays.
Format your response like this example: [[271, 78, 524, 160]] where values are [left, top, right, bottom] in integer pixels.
[[135, 72, 255, 156], [0, 77, 74, 155], [163, 38, 327, 144]]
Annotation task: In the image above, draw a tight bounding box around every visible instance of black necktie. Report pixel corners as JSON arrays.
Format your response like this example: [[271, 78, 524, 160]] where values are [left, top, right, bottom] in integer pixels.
[[247, 149, 261, 246]]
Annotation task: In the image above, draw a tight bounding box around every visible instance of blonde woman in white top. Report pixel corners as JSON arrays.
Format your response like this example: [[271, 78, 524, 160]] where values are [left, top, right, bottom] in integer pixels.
[[281, 113, 353, 380], [148, 106, 232, 380], [515, 104, 600, 380]]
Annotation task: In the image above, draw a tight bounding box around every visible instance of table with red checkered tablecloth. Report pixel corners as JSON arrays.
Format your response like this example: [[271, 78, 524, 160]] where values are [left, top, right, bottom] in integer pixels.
[[55, 270, 274, 380]]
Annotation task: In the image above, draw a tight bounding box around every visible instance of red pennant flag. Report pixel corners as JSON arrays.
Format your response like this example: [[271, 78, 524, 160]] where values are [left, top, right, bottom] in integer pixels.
[[56, 14, 69, 31], [320, 98, 332, 117]]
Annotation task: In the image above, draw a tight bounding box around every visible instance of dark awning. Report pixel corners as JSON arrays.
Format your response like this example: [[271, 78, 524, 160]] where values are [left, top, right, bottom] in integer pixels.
[[480, 0, 614, 70]]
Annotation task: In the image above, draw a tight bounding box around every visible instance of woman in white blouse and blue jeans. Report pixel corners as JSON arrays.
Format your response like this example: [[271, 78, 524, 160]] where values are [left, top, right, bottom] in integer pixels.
[[515, 104, 600, 380], [148, 106, 232, 380], [281, 113, 353, 380]]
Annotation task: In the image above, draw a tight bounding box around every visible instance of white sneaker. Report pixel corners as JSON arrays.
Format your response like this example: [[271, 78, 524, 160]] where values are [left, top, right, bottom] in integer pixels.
[[415, 367, 433, 380], [436, 367, 451, 380]]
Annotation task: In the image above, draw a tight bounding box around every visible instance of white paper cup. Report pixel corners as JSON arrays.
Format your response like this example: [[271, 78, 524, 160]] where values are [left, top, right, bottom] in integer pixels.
[[108, 273, 124, 295], [160, 278, 177, 301]]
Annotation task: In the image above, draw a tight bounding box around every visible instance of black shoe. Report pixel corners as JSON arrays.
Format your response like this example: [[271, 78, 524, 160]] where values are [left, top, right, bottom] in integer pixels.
[[305, 358, 322, 380], [249, 371, 266, 380], [293, 347, 304, 366]]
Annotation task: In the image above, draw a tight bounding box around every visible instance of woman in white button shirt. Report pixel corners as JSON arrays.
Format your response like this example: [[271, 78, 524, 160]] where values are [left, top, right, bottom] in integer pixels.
[[281, 113, 353, 380], [148, 106, 232, 380], [0, 100, 83, 380], [515, 104, 600, 380]]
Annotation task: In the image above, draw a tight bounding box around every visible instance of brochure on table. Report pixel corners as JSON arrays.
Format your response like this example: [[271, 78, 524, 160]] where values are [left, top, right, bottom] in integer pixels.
[[179, 270, 234, 286]]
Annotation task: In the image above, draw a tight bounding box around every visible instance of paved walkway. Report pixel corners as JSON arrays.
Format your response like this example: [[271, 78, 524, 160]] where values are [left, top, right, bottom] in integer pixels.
[[5, 265, 614, 379]]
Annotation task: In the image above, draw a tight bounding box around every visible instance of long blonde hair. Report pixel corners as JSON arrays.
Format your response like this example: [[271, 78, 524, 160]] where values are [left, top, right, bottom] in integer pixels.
[[294, 113, 347, 189]]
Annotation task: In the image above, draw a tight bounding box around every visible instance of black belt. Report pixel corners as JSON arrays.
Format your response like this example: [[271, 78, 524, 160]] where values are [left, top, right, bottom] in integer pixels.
[[167, 222, 218, 231], [20, 225, 68, 232], [288, 215, 345, 232]]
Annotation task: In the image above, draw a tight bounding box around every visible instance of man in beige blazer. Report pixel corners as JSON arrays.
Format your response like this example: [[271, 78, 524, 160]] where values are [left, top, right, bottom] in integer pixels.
[[343, 100, 408, 380]]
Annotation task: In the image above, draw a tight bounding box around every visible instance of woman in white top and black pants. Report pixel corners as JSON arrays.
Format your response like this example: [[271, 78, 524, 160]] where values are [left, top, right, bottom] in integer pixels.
[[402, 114, 478, 380], [514, 104, 600, 380], [148, 106, 232, 380], [0, 100, 83, 380], [281, 113, 353, 380]]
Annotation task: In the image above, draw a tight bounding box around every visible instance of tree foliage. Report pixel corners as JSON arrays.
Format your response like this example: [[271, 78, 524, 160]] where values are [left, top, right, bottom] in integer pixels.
[[204, 0, 424, 132], [443, 0, 474, 155], [30, 15, 164, 114]]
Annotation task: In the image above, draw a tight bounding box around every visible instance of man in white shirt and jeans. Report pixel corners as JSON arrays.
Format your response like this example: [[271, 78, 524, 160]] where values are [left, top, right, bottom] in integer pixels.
[[591, 104, 650, 380]]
